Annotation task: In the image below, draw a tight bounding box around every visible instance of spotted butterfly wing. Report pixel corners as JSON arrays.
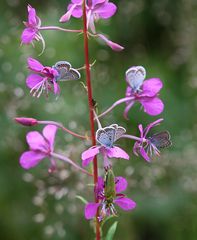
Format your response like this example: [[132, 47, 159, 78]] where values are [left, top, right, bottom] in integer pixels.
[[109, 124, 126, 141], [149, 131, 172, 149], [96, 127, 116, 148], [126, 66, 146, 92], [53, 61, 80, 81]]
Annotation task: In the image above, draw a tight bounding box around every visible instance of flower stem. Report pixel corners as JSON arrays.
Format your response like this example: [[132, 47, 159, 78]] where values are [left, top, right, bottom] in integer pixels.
[[82, 1, 100, 239], [51, 152, 93, 176], [96, 97, 134, 119], [39, 26, 83, 33], [120, 134, 143, 142], [38, 120, 88, 140]]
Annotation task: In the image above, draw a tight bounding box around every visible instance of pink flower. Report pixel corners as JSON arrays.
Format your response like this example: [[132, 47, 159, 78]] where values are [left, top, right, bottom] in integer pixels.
[[60, 0, 117, 33], [81, 124, 129, 168], [84, 175, 136, 220], [21, 5, 42, 45], [26, 57, 60, 97], [133, 119, 172, 162], [20, 125, 57, 169], [124, 66, 164, 119]]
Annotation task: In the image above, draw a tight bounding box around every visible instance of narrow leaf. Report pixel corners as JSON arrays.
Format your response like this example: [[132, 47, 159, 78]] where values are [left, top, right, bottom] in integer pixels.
[[76, 195, 88, 204], [105, 221, 118, 240]]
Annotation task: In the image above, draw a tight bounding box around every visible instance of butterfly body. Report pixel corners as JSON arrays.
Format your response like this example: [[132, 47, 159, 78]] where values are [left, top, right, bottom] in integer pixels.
[[52, 61, 81, 82]]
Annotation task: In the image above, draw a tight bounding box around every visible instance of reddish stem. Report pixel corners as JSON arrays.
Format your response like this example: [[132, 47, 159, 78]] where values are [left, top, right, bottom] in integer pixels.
[[82, 1, 100, 239]]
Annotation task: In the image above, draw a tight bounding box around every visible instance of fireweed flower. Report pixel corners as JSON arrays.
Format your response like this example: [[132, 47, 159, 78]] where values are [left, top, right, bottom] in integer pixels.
[[20, 125, 57, 170], [124, 66, 164, 119], [60, 0, 117, 33], [21, 5, 45, 50], [59, 0, 123, 51], [26, 57, 60, 97], [85, 171, 136, 220], [133, 118, 172, 162], [81, 124, 129, 168]]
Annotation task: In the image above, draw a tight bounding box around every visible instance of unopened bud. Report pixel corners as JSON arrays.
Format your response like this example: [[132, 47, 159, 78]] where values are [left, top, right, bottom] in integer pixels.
[[15, 117, 38, 126]]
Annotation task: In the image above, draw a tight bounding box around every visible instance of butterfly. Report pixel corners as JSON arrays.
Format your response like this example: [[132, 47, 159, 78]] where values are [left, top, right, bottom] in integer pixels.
[[52, 61, 81, 82], [96, 124, 126, 148], [149, 131, 172, 149], [126, 66, 146, 92]]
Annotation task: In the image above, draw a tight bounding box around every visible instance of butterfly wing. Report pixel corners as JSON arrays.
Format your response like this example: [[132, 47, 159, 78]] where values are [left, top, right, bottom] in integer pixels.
[[96, 127, 116, 148], [114, 126, 126, 141], [126, 66, 146, 92], [53, 61, 81, 81], [150, 131, 172, 149], [58, 68, 81, 81]]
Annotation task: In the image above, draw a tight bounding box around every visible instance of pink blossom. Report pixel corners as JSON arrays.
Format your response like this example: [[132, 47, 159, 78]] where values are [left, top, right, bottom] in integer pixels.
[[21, 5, 42, 45], [26, 57, 60, 97], [84, 176, 136, 220], [60, 0, 117, 33], [20, 125, 57, 169], [124, 66, 164, 119]]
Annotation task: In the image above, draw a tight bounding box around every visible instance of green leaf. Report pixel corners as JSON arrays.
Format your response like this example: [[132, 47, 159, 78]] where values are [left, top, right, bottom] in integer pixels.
[[76, 195, 88, 204], [101, 215, 117, 228], [105, 221, 118, 240]]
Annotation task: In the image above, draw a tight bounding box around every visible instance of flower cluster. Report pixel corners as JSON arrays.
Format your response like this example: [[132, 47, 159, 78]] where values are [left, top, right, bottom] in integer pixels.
[[16, 1, 172, 238]]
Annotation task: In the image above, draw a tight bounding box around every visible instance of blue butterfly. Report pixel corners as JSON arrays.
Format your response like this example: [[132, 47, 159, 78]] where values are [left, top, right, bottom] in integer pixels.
[[52, 61, 81, 82], [126, 66, 146, 92], [96, 124, 126, 148], [149, 131, 172, 149]]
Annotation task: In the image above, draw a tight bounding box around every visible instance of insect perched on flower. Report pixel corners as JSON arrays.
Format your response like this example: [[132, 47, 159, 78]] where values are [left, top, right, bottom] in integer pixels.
[[52, 61, 81, 82], [124, 66, 164, 119], [85, 168, 136, 221], [81, 124, 129, 168], [133, 119, 172, 162]]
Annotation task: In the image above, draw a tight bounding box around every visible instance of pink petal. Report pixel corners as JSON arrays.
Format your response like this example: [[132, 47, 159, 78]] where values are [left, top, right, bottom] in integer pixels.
[[26, 131, 48, 152], [144, 118, 163, 137], [107, 146, 130, 160], [42, 125, 57, 151], [96, 3, 117, 19], [98, 34, 124, 51], [20, 150, 46, 169], [27, 57, 43, 72], [114, 197, 136, 211], [81, 146, 101, 167], [138, 124, 144, 138], [53, 80, 60, 95], [115, 177, 128, 193], [26, 74, 43, 89], [27, 5, 37, 26], [84, 202, 100, 220], [141, 78, 163, 97], [91, 0, 106, 6], [21, 28, 37, 44], [139, 97, 164, 116], [139, 147, 150, 162]]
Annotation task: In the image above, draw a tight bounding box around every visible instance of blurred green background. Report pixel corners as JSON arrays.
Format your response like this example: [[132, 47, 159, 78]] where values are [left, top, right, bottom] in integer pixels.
[[0, 0, 197, 239]]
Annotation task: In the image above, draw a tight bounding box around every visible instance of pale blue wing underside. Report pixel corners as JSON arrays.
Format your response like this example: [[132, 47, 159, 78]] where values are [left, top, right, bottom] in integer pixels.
[[96, 127, 116, 148], [126, 66, 146, 92], [53, 61, 81, 82]]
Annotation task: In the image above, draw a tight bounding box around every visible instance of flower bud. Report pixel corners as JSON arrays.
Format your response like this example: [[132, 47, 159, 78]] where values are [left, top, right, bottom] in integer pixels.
[[15, 117, 38, 126]]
